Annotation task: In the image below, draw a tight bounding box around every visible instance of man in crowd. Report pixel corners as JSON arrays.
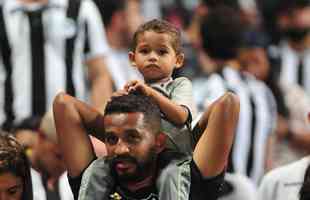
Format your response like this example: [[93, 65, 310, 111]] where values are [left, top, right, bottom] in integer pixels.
[[31, 111, 73, 200], [0, 0, 113, 131], [267, 0, 310, 94], [53, 91, 239, 199], [194, 5, 277, 184]]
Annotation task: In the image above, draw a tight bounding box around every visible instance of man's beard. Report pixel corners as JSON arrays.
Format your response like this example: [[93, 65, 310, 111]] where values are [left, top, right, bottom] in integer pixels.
[[109, 148, 157, 183]]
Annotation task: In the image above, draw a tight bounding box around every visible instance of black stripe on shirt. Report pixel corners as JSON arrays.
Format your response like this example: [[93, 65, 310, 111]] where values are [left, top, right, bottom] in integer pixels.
[[0, 6, 15, 131]]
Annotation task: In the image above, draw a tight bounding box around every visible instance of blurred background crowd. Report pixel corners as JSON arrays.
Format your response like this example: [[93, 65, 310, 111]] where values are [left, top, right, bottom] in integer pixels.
[[1, 0, 310, 199]]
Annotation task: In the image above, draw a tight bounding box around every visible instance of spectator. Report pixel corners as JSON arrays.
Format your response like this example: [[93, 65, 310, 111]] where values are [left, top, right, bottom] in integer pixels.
[[240, 29, 310, 168], [0, 133, 33, 200], [123, 19, 198, 154], [30, 111, 73, 200], [0, 0, 113, 131], [267, 0, 310, 94], [259, 155, 310, 200], [194, 5, 277, 183], [259, 111, 310, 200], [53, 91, 239, 199]]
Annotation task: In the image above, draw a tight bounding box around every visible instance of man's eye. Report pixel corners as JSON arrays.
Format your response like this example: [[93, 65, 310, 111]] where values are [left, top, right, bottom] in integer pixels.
[[126, 134, 141, 144], [105, 135, 118, 145]]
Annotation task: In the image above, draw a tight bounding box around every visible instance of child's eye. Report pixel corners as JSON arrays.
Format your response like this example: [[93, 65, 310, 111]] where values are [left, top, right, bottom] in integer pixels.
[[158, 49, 168, 55], [139, 49, 149, 54]]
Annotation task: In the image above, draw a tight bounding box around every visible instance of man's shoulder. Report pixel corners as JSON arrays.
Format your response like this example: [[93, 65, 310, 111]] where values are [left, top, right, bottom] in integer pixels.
[[261, 156, 310, 186]]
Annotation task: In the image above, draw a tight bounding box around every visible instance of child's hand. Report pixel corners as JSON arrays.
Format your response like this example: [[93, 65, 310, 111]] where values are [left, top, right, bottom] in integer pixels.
[[124, 80, 153, 96], [111, 89, 128, 98]]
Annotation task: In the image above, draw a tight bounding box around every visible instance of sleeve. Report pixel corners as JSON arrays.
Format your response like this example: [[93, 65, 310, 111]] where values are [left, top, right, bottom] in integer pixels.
[[189, 160, 225, 200], [79, 0, 110, 61], [258, 171, 279, 200], [265, 85, 278, 135], [170, 77, 197, 123]]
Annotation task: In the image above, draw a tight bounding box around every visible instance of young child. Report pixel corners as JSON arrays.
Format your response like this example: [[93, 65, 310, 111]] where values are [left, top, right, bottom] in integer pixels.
[[78, 19, 208, 200], [123, 19, 197, 154]]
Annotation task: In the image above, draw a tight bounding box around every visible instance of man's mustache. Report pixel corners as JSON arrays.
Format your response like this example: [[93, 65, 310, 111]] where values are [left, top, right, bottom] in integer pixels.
[[108, 154, 138, 166]]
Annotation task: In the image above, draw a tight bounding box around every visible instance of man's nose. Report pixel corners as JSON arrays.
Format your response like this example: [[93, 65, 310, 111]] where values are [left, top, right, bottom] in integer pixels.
[[114, 140, 130, 155]]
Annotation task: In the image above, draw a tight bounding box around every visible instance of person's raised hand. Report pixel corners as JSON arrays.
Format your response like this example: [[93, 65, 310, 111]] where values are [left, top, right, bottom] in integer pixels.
[[124, 80, 153, 96]]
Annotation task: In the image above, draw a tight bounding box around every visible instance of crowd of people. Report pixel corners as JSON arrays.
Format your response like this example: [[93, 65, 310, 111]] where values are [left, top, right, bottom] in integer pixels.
[[1, 0, 310, 199]]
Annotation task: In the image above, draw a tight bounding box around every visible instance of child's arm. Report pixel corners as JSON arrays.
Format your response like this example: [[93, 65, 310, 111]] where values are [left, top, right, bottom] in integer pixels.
[[125, 80, 189, 126]]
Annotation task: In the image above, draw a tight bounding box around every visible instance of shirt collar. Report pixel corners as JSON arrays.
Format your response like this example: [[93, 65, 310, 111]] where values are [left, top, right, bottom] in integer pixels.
[[149, 78, 173, 88], [6, 0, 64, 14]]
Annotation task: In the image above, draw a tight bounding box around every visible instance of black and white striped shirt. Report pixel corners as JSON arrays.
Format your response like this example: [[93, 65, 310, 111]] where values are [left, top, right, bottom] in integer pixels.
[[193, 67, 277, 184], [269, 42, 310, 95], [0, 0, 109, 129]]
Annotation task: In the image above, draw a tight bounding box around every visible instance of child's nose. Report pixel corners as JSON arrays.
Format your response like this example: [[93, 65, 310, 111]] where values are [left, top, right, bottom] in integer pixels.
[[148, 51, 159, 61]]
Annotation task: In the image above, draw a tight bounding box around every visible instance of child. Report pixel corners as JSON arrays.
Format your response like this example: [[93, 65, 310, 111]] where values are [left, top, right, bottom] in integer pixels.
[[79, 19, 208, 200], [123, 19, 197, 154]]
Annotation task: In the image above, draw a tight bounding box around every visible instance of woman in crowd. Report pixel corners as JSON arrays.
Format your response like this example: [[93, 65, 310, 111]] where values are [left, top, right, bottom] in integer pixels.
[[0, 133, 33, 200]]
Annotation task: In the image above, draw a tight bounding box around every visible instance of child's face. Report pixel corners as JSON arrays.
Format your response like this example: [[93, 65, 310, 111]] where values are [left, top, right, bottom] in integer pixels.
[[129, 31, 184, 82]]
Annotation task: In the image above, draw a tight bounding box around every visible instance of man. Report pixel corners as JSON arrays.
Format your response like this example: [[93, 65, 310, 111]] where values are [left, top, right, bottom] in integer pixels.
[[267, 0, 310, 94], [258, 113, 310, 200], [53, 91, 239, 199], [30, 110, 73, 200], [0, 0, 113, 131], [193, 6, 277, 183]]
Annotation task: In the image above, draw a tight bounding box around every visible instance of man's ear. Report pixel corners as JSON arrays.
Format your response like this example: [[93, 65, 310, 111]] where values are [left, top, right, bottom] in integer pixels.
[[175, 53, 185, 69], [155, 132, 167, 153], [129, 51, 137, 67]]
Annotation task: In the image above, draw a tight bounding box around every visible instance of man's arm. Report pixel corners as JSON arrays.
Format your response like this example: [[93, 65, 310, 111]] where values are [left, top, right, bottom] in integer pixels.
[[53, 92, 105, 177], [86, 57, 113, 111], [193, 92, 240, 177]]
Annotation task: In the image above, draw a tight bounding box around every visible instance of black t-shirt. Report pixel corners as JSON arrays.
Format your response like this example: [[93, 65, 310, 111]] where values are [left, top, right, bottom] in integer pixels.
[[68, 160, 223, 200]]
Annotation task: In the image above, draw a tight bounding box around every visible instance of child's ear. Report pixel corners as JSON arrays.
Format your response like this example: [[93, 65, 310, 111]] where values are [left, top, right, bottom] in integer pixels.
[[129, 51, 137, 67], [175, 53, 185, 69], [155, 132, 167, 153]]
